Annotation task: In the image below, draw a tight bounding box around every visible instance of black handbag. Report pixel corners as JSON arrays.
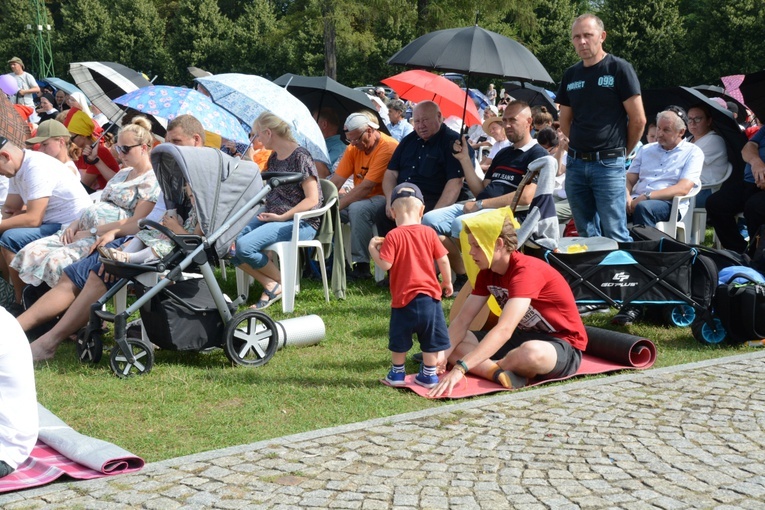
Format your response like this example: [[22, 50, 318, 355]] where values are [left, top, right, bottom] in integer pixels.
[[714, 273, 765, 342]]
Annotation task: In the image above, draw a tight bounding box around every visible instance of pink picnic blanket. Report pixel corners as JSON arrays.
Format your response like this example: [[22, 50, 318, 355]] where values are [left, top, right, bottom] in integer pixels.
[[0, 405, 144, 493]]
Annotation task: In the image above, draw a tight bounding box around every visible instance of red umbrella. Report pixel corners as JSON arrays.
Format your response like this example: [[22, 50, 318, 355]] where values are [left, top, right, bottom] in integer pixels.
[[382, 70, 482, 126], [0, 93, 31, 147]]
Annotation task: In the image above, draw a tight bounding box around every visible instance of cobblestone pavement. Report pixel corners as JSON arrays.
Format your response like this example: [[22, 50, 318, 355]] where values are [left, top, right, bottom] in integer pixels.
[[3, 351, 765, 509]]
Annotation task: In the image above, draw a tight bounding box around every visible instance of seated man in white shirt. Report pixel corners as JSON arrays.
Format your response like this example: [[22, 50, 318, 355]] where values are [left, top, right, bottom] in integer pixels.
[[627, 109, 703, 229]]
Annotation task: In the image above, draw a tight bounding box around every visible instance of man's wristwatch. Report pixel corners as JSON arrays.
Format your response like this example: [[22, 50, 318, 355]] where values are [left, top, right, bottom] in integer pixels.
[[475, 199, 484, 211], [643, 191, 652, 200], [90, 227, 98, 236]]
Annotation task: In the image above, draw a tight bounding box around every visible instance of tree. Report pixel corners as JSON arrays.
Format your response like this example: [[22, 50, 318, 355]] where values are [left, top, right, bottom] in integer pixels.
[[105, 0, 171, 83], [600, 0, 688, 88], [0, 0, 36, 75], [524, 0, 580, 84], [54, 0, 114, 76], [166, 0, 231, 85], [682, 0, 765, 85]]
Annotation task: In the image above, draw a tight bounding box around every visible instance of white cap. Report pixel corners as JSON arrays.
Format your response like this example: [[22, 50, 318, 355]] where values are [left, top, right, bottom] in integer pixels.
[[344, 112, 379, 132]]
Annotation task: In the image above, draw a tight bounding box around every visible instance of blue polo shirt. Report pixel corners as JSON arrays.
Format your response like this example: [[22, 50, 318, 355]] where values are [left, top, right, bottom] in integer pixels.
[[388, 124, 469, 208]]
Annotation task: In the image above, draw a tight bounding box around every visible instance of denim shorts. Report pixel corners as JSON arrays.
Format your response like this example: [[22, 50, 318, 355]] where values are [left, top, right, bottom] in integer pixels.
[[473, 329, 582, 380], [0, 223, 63, 253], [389, 294, 450, 353], [63, 237, 129, 290]]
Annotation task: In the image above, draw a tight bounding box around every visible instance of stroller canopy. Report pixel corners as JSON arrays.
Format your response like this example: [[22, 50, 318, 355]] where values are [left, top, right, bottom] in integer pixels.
[[150, 145, 264, 258]]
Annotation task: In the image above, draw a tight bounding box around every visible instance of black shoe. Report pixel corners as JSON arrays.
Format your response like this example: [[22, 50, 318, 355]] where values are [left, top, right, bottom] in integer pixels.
[[611, 306, 642, 326], [4, 302, 25, 318], [376, 276, 389, 288], [347, 262, 372, 281], [452, 273, 468, 294], [412, 352, 423, 363], [578, 304, 610, 317]]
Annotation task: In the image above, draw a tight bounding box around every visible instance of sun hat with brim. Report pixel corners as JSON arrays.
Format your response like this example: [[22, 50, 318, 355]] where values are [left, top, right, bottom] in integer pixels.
[[482, 116, 504, 134], [344, 112, 379, 132], [27, 120, 71, 144], [7, 57, 23, 66]]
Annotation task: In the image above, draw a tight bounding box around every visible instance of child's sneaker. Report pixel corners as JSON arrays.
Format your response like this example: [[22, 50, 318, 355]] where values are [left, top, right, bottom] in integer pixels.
[[385, 369, 406, 386], [414, 371, 438, 389]]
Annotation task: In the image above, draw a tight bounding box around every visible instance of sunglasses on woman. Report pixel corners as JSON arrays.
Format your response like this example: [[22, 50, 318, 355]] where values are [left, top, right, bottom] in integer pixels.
[[115, 144, 142, 154]]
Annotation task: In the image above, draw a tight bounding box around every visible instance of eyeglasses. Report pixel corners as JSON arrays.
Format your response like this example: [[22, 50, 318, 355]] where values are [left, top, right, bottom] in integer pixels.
[[115, 144, 141, 154], [347, 129, 367, 145], [687, 116, 706, 124], [249, 132, 259, 140]]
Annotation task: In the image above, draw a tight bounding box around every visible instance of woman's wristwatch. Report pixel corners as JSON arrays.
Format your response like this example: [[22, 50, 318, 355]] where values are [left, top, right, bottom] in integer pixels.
[[90, 227, 98, 236]]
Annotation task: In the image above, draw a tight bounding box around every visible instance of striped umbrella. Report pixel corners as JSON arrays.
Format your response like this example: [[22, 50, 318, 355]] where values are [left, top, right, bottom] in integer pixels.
[[70, 62, 153, 123]]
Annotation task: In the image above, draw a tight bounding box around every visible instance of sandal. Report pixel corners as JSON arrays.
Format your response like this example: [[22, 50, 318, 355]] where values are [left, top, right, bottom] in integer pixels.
[[98, 247, 130, 263], [251, 283, 281, 310]]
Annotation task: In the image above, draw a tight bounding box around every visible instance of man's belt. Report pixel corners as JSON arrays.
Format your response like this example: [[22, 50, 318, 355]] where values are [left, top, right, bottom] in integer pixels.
[[567, 148, 625, 162]]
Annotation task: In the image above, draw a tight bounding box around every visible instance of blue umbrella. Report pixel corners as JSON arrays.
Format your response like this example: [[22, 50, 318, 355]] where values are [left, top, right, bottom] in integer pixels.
[[464, 88, 489, 109], [43, 77, 85, 97], [195, 74, 330, 165], [114, 86, 249, 144]]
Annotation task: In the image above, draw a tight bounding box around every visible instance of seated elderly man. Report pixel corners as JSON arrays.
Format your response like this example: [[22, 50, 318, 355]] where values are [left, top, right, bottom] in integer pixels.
[[329, 112, 398, 280], [616, 109, 702, 326], [626, 109, 702, 229]]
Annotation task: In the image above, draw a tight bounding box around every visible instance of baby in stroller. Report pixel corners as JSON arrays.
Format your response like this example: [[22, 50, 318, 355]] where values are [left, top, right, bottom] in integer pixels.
[[99, 182, 202, 264]]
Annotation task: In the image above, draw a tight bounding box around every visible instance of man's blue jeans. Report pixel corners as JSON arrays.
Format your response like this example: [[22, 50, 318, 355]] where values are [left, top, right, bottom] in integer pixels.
[[565, 156, 632, 242], [631, 199, 674, 228]]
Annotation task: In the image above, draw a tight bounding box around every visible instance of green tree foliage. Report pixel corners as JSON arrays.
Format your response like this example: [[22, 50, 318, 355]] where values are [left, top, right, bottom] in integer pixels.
[[523, 0, 580, 84], [105, 0, 170, 83], [54, 0, 114, 73], [165, 0, 231, 85], [682, 0, 765, 85], [0, 0, 36, 75], [599, 0, 687, 88]]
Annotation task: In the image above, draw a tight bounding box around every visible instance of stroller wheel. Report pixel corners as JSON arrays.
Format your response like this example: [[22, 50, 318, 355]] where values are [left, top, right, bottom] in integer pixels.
[[76, 328, 103, 364], [663, 304, 695, 328], [223, 309, 279, 367], [109, 337, 154, 378], [692, 317, 728, 345]]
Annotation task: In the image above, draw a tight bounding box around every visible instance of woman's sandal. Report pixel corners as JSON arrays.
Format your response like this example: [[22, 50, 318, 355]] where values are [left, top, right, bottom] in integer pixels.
[[251, 283, 282, 310], [98, 246, 130, 263]]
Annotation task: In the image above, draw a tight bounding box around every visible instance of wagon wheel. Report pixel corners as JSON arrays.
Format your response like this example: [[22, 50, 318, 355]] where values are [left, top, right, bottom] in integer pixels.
[[76, 328, 103, 364], [663, 304, 696, 328], [223, 309, 279, 367], [691, 317, 728, 345], [109, 337, 154, 378]]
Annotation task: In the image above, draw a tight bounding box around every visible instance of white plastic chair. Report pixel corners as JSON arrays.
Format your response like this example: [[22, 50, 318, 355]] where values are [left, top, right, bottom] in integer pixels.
[[655, 183, 701, 244], [691, 162, 733, 245], [236, 179, 336, 313]]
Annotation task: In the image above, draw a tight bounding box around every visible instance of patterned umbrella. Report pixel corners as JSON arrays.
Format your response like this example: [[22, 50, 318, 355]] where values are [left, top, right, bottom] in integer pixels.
[[195, 74, 330, 165], [113, 86, 249, 144], [0, 92, 31, 147], [70, 62, 153, 124]]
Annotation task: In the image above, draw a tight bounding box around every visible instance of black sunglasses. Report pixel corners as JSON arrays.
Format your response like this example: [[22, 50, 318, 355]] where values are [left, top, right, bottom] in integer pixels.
[[115, 143, 141, 154]]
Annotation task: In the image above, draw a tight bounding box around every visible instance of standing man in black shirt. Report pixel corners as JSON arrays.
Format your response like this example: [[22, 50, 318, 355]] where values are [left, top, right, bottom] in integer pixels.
[[557, 13, 646, 242]]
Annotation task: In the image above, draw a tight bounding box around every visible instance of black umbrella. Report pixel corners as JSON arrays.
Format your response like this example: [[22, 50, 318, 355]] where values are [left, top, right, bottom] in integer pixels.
[[693, 85, 748, 120], [387, 24, 553, 131], [273, 73, 389, 135], [69, 62, 153, 123], [739, 70, 765, 122], [502, 81, 558, 119], [642, 86, 748, 182], [388, 25, 553, 83]]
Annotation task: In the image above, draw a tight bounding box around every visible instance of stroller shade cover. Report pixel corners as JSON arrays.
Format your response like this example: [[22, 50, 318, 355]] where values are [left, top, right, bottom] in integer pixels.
[[150, 145, 264, 259]]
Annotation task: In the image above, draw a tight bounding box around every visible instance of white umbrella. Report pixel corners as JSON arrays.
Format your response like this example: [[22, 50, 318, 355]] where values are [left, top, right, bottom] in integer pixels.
[[195, 74, 330, 165]]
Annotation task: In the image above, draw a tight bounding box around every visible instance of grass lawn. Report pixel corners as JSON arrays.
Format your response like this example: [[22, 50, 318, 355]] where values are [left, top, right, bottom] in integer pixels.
[[33, 262, 755, 463]]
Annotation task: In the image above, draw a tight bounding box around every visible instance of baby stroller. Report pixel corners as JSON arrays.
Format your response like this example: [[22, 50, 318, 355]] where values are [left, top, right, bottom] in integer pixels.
[[76, 145, 303, 377], [536, 237, 719, 337]]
